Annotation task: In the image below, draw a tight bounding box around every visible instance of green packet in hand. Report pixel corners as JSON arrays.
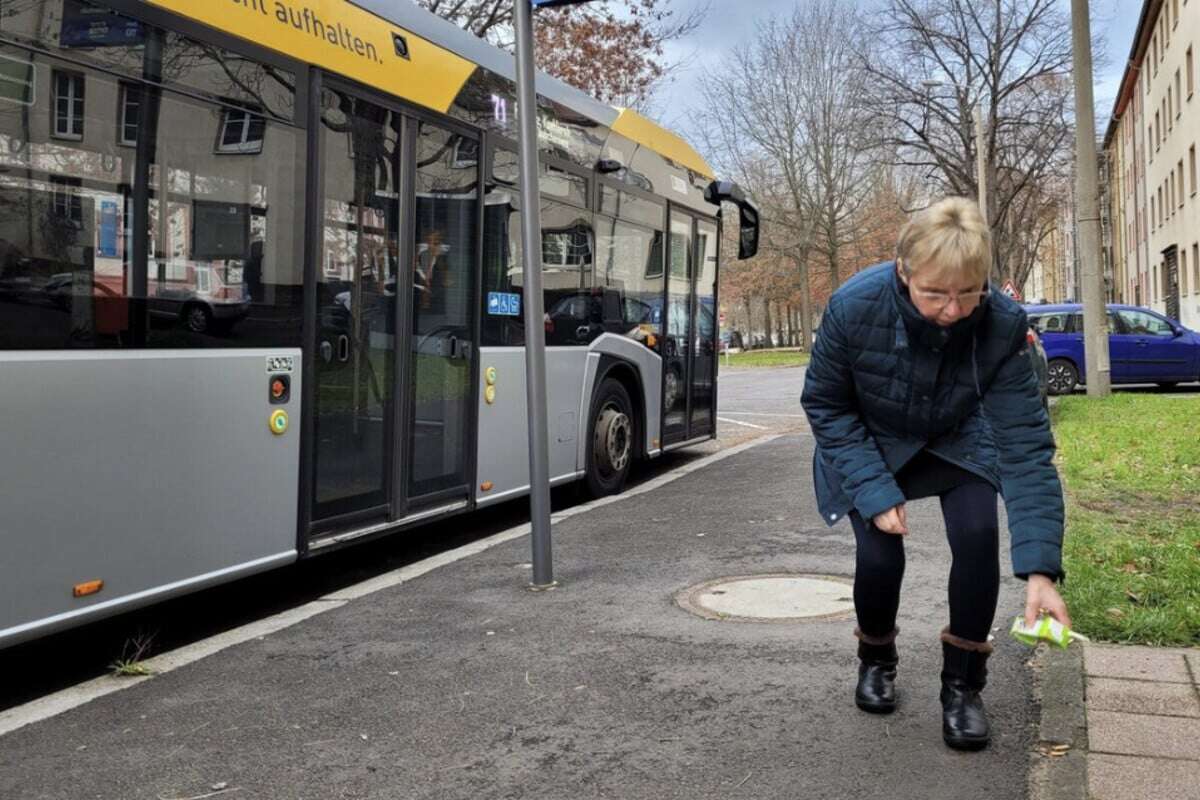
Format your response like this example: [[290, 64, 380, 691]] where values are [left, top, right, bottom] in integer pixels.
[[1010, 615, 1090, 648]]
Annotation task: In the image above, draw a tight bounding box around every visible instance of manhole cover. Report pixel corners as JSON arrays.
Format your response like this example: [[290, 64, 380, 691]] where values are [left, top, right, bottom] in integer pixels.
[[675, 573, 855, 623]]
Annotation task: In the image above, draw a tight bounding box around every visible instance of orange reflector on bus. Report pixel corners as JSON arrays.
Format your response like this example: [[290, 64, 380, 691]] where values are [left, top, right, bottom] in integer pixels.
[[73, 579, 103, 598], [481, 481, 494, 492]]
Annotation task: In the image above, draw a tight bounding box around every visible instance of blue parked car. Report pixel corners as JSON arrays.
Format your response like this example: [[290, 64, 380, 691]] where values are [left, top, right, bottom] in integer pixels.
[[1024, 303, 1200, 394]]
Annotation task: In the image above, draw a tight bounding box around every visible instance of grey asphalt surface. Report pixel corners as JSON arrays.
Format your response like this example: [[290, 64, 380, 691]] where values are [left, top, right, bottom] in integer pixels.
[[0, 429, 1040, 800]]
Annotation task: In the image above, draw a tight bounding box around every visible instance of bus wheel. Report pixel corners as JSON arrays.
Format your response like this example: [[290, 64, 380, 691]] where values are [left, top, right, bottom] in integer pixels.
[[586, 378, 634, 497]]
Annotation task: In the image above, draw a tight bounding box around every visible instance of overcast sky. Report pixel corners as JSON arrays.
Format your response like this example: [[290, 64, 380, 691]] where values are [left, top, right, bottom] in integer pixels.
[[649, 0, 1146, 133]]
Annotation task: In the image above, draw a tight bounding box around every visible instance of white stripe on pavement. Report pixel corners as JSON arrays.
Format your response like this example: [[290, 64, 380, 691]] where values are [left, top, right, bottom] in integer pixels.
[[0, 434, 783, 739], [717, 416, 768, 429], [717, 411, 809, 418]]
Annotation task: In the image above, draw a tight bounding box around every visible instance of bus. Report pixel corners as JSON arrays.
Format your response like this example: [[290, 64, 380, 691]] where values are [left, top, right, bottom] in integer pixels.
[[0, 0, 760, 649]]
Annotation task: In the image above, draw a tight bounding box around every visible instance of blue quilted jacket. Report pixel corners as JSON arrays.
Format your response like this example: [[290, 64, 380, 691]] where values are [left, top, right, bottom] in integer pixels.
[[800, 262, 1064, 579]]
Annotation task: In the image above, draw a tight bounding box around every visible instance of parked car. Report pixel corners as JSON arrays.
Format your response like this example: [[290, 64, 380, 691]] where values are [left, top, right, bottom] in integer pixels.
[[1025, 303, 1200, 394]]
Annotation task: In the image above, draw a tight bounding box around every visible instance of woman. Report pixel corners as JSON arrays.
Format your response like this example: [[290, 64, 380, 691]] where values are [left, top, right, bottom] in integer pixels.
[[800, 197, 1070, 751]]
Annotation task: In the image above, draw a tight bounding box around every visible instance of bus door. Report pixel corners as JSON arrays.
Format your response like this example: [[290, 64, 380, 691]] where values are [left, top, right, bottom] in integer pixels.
[[404, 120, 478, 509], [662, 209, 719, 444], [312, 86, 401, 528], [310, 86, 477, 538]]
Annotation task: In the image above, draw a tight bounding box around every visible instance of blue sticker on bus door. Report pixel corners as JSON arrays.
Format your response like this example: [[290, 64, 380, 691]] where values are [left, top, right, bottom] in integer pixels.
[[98, 200, 119, 257], [487, 292, 521, 316]]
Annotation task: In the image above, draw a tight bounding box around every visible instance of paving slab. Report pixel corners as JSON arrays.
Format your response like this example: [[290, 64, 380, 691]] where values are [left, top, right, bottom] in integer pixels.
[[1086, 676, 1200, 717], [1084, 645, 1192, 684], [1087, 709, 1200, 760], [0, 435, 1040, 800], [1088, 753, 1200, 800]]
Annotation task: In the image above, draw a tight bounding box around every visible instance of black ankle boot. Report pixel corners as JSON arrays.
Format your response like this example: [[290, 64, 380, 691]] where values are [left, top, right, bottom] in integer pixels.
[[855, 628, 898, 714], [939, 629, 992, 751]]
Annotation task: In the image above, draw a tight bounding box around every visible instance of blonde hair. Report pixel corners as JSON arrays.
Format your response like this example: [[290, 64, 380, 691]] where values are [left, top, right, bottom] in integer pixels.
[[896, 197, 991, 285]]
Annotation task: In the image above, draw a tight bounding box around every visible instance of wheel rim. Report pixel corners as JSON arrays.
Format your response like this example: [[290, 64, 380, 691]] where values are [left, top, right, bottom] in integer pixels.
[[1047, 363, 1073, 393], [187, 308, 208, 332], [594, 403, 631, 478]]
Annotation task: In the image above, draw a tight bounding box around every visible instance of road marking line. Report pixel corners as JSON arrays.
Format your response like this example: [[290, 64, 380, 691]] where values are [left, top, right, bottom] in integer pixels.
[[717, 411, 809, 418], [0, 434, 784, 738], [718, 416, 768, 429]]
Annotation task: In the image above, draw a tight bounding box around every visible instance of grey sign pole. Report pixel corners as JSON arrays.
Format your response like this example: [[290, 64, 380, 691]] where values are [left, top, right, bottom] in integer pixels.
[[514, 0, 555, 588]]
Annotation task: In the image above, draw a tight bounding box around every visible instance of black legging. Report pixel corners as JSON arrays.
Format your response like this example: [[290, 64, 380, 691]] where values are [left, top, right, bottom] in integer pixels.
[[850, 477, 1000, 644]]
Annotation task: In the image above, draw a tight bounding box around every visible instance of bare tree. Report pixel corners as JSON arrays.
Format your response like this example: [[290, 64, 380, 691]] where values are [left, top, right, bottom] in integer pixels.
[[695, 0, 885, 348], [863, 0, 1087, 288], [417, 0, 708, 107]]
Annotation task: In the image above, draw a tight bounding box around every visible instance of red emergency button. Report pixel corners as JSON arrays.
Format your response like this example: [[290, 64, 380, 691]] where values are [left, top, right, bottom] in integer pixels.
[[269, 374, 290, 404]]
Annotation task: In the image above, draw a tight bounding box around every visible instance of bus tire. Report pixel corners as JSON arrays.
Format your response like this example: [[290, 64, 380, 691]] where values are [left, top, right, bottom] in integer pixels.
[[585, 377, 635, 498]]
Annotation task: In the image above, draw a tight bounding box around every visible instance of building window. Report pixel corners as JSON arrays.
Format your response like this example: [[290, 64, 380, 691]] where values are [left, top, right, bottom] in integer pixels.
[[1193, 243, 1199, 294], [1190, 145, 1196, 195], [118, 83, 139, 146], [50, 176, 82, 225], [1179, 160, 1186, 207], [52, 70, 84, 140], [216, 107, 265, 154], [1188, 47, 1194, 98], [1176, 70, 1182, 115]]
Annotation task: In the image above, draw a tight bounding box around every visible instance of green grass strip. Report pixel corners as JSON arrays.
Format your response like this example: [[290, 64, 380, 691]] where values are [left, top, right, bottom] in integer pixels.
[[722, 349, 811, 369], [1053, 394, 1200, 645]]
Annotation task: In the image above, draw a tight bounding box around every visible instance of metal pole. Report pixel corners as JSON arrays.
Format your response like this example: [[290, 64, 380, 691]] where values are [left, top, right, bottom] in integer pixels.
[[973, 105, 987, 221], [1070, 0, 1111, 397], [514, 0, 555, 587]]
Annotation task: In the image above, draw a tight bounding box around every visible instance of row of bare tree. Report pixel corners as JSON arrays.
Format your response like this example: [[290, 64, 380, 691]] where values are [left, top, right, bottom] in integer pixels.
[[694, 0, 1082, 347]]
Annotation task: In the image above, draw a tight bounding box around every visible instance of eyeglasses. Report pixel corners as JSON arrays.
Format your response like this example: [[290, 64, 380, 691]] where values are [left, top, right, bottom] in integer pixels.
[[909, 286, 989, 309]]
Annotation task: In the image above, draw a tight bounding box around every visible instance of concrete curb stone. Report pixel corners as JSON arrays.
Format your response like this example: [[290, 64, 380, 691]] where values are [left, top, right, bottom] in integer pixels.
[[1029, 644, 1088, 800]]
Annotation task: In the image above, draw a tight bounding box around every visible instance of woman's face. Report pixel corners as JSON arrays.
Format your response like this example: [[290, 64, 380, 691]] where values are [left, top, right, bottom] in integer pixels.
[[897, 260, 987, 327]]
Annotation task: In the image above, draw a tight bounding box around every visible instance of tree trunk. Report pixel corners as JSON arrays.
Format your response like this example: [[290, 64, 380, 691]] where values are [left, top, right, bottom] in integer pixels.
[[763, 298, 773, 348], [793, 251, 814, 351], [786, 303, 795, 345]]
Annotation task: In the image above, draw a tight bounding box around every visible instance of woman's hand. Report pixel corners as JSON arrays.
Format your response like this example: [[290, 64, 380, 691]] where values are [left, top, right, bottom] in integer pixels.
[[1024, 574, 1071, 629], [872, 503, 908, 535]]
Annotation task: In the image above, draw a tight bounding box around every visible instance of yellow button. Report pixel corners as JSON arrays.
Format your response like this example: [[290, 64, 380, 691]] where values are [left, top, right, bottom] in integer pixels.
[[484, 385, 496, 405], [485, 366, 497, 385], [269, 409, 289, 435]]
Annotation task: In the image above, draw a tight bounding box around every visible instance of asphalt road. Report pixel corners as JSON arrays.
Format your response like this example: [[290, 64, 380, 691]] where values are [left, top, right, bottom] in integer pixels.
[[1, 435, 1037, 800]]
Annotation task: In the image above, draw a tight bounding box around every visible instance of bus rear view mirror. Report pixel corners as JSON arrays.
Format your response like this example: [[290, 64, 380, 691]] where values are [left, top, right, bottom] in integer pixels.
[[738, 203, 759, 260], [704, 180, 760, 261]]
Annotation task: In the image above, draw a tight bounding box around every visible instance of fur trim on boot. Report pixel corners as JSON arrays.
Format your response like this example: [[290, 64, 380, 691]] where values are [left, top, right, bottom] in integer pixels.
[[855, 626, 899, 646], [940, 627, 993, 654]]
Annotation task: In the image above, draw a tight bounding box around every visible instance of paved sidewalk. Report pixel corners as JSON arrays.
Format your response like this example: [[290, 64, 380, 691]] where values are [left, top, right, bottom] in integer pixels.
[[1083, 644, 1200, 799], [0, 434, 1042, 800]]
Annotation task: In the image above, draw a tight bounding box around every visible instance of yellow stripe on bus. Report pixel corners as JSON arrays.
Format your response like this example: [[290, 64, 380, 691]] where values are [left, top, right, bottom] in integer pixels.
[[611, 109, 714, 179], [146, 0, 476, 113]]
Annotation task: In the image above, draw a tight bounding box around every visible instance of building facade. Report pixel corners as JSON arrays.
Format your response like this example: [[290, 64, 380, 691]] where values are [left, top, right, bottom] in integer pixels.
[[1104, 0, 1200, 328]]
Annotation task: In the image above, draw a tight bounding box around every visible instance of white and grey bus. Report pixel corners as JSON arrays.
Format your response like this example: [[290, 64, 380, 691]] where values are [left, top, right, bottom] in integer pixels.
[[0, 0, 760, 649]]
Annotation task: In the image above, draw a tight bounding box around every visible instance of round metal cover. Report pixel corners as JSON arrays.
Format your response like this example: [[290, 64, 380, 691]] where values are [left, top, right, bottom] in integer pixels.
[[676, 573, 855, 623]]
